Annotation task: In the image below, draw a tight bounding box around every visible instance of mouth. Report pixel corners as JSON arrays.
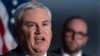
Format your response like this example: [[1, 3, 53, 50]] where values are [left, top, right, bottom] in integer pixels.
[[35, 37, 45, 44]]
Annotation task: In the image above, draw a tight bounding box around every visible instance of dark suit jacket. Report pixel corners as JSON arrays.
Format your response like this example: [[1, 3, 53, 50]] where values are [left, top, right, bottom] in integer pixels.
[[51, 49, 88, 56], [2, 46, 60, 56]]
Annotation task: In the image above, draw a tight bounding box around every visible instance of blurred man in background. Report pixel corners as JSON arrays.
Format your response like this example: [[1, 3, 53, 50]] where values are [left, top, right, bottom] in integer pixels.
[[61, 16, 88, 56]]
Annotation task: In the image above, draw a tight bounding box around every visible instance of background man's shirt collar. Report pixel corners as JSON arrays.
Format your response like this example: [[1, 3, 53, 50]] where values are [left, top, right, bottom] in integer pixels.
[[62, 49, 82, 56]]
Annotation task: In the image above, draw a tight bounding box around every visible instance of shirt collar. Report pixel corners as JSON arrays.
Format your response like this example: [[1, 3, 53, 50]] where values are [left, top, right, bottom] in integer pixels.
[[62, 49, 82, 56], [43, 52, 47, 56]]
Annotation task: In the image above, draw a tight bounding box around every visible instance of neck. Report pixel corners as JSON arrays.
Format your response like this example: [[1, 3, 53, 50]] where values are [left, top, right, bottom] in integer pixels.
[[29, 53, 47, 56], [65, 50, 77, 56], [63, 48, 81, 56], [29, 54, 43, 56], [27, 52, 45, 56]]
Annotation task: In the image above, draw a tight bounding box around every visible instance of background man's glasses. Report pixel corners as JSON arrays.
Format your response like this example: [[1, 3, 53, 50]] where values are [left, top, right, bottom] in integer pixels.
[[65, 28, 88, 39]]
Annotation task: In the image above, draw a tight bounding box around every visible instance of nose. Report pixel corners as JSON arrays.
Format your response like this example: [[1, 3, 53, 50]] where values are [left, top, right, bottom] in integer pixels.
[[35, 26, 42, 35], [72, 32, 76, 40]]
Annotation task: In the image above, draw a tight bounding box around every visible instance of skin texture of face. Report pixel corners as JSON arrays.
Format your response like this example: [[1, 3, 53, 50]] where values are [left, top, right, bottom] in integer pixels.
[[15, 8, 52, 56], [63, 18, 88, 55]]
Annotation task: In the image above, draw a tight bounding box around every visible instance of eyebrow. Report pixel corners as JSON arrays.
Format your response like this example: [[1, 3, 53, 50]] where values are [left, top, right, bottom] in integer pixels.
[[24, 19, 50, 24], [65, 28, 87, 34], [26, 22, 35, 24], [42, 20, 50, 23]]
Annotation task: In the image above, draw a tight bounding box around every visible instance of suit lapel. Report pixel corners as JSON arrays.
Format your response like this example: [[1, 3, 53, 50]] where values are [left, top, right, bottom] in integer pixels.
[[14, 45, 27, 56]]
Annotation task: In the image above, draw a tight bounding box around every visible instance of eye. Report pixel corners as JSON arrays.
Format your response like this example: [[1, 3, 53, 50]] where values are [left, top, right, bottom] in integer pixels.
[[78, 32, 87, 36], [42, 22, 48, 26], [27, 23, 35, 28]]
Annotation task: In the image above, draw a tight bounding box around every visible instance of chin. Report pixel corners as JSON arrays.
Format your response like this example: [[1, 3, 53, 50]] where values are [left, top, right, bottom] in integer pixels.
[[70, 47, 80, 53], [34, 45, 48, 53], [39, 47, 47, 52], [37, 44, 49, 51]]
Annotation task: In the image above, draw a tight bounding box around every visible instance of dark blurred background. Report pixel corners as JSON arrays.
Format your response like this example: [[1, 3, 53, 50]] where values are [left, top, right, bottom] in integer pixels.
[[0, 0, 99, 56]]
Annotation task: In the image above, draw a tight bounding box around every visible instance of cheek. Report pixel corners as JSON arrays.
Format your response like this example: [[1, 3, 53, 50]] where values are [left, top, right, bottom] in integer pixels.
[[17, 29, 29, 45], [27, 30, 36, 43], [64, 35, 71, 42], [24, 30, 36, 48], [76, 39, 85, 46], [63, 36, 70, 45], [21, 29, 35, 41], [49, 30, 52, 42], [44, 28, 52, 42]]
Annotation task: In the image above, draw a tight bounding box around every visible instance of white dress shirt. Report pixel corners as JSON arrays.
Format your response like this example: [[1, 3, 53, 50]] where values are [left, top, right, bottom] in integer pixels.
[[43, 52, 47, 56], [26, 52, 47, 56], [62, 49, 82, 56]]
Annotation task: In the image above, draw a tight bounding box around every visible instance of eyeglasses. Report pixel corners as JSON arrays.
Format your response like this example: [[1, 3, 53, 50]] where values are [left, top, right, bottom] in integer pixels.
[[65, 28, 88, 39]]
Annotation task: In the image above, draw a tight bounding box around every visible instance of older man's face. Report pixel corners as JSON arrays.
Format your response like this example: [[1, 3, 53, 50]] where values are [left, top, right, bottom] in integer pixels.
[[63, 19, 88, 53], [17, 8, 52, 55]]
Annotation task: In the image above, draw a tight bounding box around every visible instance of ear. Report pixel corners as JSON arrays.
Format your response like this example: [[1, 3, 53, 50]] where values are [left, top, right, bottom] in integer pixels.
[[14, 27, 21, 40], [14, 27, 19, 36], [83, 36, 88, 46], [14, 27, 23, 44], [61, 30, 65, 38]]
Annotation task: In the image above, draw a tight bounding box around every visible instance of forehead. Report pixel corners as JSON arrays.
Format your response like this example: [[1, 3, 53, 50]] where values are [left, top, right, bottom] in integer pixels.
[[20, 8, 50, 22], [68, 18, 87, 33]]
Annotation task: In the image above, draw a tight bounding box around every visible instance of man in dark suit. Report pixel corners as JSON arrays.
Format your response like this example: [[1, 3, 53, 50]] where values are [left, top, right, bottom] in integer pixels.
[[61, 16, 88, 56], [3, 1, 55, 56]]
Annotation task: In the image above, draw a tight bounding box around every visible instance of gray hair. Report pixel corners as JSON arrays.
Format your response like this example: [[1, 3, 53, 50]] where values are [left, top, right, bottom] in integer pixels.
[[14, 2, 51, 28]]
